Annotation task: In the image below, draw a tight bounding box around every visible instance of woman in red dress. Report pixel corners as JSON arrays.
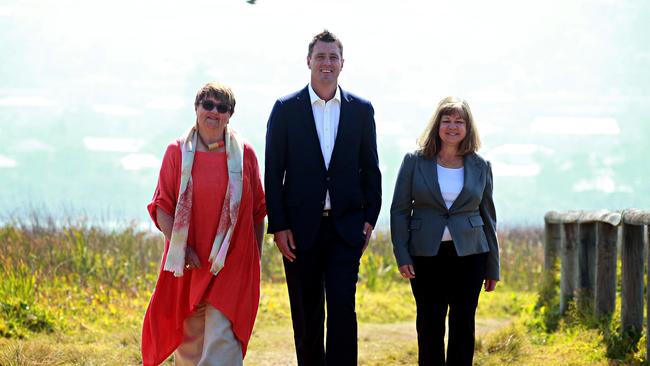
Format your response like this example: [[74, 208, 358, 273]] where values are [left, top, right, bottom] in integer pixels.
[[141, 82, 266, 366]]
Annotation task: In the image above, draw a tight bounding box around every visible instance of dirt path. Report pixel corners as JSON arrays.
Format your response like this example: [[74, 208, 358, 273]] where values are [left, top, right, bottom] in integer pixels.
[[246, 318, 511, 366]]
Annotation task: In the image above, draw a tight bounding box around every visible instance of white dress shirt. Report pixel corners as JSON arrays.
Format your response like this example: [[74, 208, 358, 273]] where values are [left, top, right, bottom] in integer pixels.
[[437, 164, 464, 242], [308, 83, 341, 210]]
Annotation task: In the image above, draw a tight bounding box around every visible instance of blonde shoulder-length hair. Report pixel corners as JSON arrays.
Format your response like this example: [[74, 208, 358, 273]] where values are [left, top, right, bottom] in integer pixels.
[[417, 96, 481, 159]]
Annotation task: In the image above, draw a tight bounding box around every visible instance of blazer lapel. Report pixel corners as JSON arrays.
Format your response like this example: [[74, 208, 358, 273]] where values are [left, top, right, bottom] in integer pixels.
[[449, 153, 483, 211], [296, 86, 327, 172], [417, 156, 447, 209]]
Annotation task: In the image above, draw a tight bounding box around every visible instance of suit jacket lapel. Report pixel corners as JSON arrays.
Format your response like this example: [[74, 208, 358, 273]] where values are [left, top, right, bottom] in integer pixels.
[[327, 86, 348, 172], [297, 86, 327, 172], [417, 156, 447, 210], [449, 153, 483, 211]]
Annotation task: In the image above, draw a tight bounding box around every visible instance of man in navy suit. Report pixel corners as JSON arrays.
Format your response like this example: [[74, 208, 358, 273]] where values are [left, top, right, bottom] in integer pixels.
[[265, 30, 382, 365]]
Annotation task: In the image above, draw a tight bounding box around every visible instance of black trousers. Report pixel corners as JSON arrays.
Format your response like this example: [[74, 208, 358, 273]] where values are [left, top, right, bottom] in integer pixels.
[[410, 241, 488, 366], [283, 216, 363, 366]]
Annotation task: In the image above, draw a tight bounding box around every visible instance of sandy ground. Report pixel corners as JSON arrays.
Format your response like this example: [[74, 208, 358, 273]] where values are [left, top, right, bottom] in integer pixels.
[[246, 318, 510, 366]]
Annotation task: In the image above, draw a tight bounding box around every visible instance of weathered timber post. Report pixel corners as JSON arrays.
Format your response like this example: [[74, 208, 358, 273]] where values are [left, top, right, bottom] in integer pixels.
[[577, 221, 596, 310], [560, 211, 582, 313], [620, 210, 645, 335], [647, 221, 650, 359], [579, 210, 622, 318], [618, 209, 650, 357], [594, 221, 619, 318], [544, 211, 563, 271]]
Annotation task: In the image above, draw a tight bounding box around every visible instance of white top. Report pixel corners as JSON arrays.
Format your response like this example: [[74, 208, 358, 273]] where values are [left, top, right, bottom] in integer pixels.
[[437, 164, 464, 242], [308, 83, 341, 210]]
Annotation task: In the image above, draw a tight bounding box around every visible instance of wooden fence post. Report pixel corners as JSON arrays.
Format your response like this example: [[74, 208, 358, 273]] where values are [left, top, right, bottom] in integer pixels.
[[647, 224, 650, 358], [595, 222, 618, 318], [545, 220, 562, 271], [577, 222, 596, 310], [618, 209, 650, 358], [621, 222, 644, 334], [561, 222, 579, 313]]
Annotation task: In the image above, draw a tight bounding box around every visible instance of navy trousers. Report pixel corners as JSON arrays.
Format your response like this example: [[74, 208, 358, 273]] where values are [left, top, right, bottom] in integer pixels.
[[283, 216, 363, 366]]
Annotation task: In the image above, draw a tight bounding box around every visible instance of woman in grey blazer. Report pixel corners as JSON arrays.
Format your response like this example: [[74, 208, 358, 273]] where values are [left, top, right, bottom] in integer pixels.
[[390, 96, 499, 366]]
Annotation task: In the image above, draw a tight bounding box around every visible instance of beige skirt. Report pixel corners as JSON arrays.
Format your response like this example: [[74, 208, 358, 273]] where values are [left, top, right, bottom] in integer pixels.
[[174, 303, 243, 366]]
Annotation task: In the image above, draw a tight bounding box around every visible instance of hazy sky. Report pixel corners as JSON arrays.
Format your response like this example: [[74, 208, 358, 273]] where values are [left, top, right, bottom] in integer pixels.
[[1, 0, 648, 226]]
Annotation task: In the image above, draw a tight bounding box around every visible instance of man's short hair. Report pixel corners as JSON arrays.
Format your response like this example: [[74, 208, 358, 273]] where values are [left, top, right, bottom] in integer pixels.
[[308, 29, 343, 57]]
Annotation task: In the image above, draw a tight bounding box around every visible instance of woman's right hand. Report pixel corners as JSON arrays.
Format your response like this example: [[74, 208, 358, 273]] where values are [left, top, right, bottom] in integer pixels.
[[399, 264, 415, 279], [184, 246, 201, 270]]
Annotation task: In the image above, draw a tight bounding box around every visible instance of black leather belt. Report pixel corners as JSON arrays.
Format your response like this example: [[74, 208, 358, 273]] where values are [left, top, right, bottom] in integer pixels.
[[322, 210, 331, 217]]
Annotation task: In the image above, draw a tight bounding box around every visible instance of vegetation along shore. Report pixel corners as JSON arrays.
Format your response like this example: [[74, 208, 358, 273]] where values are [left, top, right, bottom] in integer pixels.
[[0, 216, 646, 365]]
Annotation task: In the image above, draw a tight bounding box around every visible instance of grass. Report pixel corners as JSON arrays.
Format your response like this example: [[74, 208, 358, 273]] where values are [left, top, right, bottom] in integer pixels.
[[1, 217, 645, 365], [0, 281, 528, 366]]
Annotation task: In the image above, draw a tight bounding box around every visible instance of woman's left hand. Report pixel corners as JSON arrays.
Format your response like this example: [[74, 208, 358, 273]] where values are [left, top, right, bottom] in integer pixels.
[[484, 279, 498, 292]]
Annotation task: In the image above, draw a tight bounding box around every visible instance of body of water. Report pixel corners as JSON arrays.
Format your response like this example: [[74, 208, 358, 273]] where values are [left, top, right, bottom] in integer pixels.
[[1, 0, 648, 227]]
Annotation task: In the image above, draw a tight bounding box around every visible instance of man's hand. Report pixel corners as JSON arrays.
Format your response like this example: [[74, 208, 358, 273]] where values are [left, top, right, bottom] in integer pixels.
[[184, 246, 201, 270], [274, 229, 296, 262], [362, 222, 373, 252], [484, 279, 498, 292], [398, 264, 415, 279]]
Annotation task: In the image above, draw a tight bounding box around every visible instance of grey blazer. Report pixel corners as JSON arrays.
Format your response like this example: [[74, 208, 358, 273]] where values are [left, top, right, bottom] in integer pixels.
[[390, 151, 500, 280]]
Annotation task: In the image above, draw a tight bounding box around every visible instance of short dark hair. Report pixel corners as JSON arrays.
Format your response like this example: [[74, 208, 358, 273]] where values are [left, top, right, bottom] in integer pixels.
[[308, 29, 343, 57]]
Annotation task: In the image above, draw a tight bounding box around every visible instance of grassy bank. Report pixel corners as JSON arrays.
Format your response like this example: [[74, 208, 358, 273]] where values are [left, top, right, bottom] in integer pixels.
[[2, 218, 640, 365]]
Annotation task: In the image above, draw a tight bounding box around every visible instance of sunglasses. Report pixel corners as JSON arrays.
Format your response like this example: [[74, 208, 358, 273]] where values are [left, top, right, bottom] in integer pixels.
[[200, 100, 231, 113]]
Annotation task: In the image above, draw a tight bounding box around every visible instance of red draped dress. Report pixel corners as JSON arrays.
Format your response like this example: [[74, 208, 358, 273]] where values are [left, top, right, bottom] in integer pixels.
[[141, 141, 266, 366]]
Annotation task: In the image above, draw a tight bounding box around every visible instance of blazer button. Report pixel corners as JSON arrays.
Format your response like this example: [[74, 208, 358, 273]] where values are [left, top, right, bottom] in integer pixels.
[[444, 213, 450, 219], [326, 176, 331, 181]]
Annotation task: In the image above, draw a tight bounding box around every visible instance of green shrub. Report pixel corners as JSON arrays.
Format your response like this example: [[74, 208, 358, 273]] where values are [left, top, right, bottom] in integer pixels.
[[0, 300, 54, 338]]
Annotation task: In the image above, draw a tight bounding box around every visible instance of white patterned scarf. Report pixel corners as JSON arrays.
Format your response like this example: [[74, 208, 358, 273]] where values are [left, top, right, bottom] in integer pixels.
[[163, 124, 244, 277]]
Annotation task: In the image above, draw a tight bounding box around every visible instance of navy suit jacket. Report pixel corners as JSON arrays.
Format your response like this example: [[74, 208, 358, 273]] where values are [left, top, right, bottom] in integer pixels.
[[264, 85, 382, 250]]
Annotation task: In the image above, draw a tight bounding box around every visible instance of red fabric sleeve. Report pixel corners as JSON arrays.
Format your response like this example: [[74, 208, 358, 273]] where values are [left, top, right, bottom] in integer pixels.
[[147, 142, 180, 230], [245, 144, 267, 225]]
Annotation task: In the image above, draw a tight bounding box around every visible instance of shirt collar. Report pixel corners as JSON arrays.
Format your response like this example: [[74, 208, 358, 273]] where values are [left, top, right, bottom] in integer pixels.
[[308, 83, 341, 105]]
